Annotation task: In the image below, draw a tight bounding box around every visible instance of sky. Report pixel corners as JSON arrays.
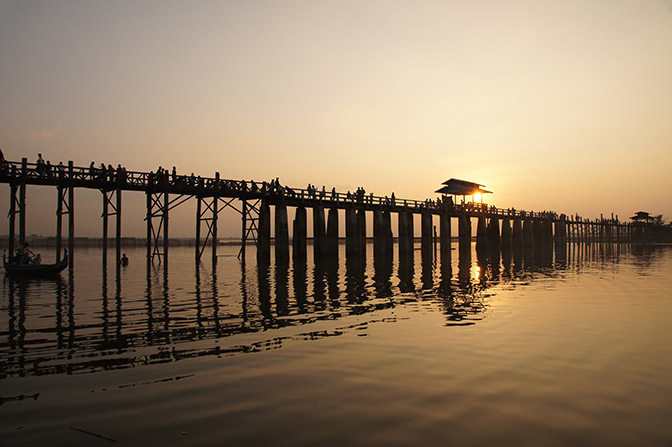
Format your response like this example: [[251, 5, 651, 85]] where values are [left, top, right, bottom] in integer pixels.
[[1, 0, 671, 238]]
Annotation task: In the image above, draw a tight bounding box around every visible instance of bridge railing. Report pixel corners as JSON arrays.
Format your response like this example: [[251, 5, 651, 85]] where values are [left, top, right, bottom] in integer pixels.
[[0, 158, 628, 225]]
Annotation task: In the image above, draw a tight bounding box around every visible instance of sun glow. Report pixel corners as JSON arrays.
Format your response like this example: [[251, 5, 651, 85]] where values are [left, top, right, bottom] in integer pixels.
[[473, 193, 482, 203]]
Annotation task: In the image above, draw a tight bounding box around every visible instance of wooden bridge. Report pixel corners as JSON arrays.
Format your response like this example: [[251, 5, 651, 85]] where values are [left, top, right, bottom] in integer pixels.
[[0, 157, 634, 268]]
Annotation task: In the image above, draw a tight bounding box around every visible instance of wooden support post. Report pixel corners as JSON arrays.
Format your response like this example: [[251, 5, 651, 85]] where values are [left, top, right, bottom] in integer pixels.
[[501, 218, 512, 250], [440, 213, 451, 255], [293, 206, 307, 260], [523, 218, 534, 248], [399, 210, 414, 255], [102, 191, 108, 265], [533, 220, 543, 247], [56, 186, 64, 262], [373, 209, 384, 252], [458, 214, 471, 248], [488, 217, 500, 247], [554, 216, 565, 245], [357, 209, 366, 254], [407, 212, 415, 248], [116, 189, 122, 266], [195, 196, 201, 262], [512, 218, 523, 248], [19, 158, 27, 246], [476, 216, 487, 250], [326, 207, 339, 255], [383, 210, 393, 252], [257, 199, 271, 262], [68, 161, 75, 267], [212, 179, 219, 264], [163, 191, 169, 271], [275, 203, 289, 262], [240, 199, 247, 258], [346, 207, 358, 253], [421, 211, 432, 255], [313, 205, 325, 257], [146, 192, 152, 265], [8, 183, 17, 258]]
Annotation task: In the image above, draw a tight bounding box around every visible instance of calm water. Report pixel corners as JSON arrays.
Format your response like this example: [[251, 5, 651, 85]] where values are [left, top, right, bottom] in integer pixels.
[[1, 242, 672, 446]]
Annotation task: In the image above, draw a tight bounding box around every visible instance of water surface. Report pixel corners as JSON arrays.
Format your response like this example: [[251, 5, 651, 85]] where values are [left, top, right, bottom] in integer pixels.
[[2, 242, 671, 446]]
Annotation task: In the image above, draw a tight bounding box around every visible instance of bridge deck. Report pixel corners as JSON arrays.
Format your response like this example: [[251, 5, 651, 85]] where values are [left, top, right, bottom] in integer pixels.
[[0, 159, 577, 222]]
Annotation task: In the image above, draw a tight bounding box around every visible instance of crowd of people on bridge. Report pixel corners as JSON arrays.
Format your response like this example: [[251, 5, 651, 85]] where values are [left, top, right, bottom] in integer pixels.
[[0, 153, 571, 221]]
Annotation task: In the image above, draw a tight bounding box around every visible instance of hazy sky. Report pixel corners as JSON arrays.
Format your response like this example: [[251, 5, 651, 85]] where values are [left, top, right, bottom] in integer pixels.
[[1, 0, 671, 237]]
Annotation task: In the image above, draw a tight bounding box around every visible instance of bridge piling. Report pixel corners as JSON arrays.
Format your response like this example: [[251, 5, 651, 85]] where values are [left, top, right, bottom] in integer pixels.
[[8, 182, 17, 259], [326, 207, 339, 256], [476, 216, 487, 250], [115, 189, 122, 268], [421, 211, 432, 256], [357, 209, 366, 256], [373, 209, 384, 253], [488, 217, 500, 247], [313, 205, 325, 257], [257, 199, 271, 262], [275, 204, 289, 262], [293, 206, 307, 260], [458, 215, 471, 248], [523, 218, 534, 248], [439, 213, 451, 255], [345, 207, 358, 254]]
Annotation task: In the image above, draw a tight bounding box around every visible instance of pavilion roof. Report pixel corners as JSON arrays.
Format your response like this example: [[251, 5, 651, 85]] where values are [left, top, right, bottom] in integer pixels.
[[630, 211, 654, 221], [435, 178, 492, 195]]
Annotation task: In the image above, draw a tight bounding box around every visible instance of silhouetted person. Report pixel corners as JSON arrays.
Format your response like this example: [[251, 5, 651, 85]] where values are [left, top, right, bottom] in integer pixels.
[[120, 253, 129, 266], [16, 242, 34, 265], [36, 153, 45, 175]]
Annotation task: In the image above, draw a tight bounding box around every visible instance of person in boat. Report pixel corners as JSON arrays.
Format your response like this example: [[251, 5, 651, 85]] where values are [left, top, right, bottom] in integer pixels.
[[31, 253, 42, 266], [15, 242, 34, 265], [120, 253, 129, 266]]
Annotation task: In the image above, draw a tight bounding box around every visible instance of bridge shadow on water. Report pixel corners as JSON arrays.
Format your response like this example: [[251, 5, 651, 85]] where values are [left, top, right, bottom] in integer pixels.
[[0, 241, 641, 378]]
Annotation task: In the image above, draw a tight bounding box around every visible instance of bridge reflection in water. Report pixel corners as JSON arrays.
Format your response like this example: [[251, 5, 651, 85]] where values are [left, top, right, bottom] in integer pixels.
[[0, 241, 631, 378]]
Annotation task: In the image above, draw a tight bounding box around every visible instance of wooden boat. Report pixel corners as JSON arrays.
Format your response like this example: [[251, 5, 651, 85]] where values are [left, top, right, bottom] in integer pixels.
[[3, 249, 68, 276]]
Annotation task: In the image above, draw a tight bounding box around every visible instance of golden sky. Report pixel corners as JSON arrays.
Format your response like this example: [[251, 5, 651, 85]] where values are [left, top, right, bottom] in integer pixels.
[[1, 0, 671, 237]]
